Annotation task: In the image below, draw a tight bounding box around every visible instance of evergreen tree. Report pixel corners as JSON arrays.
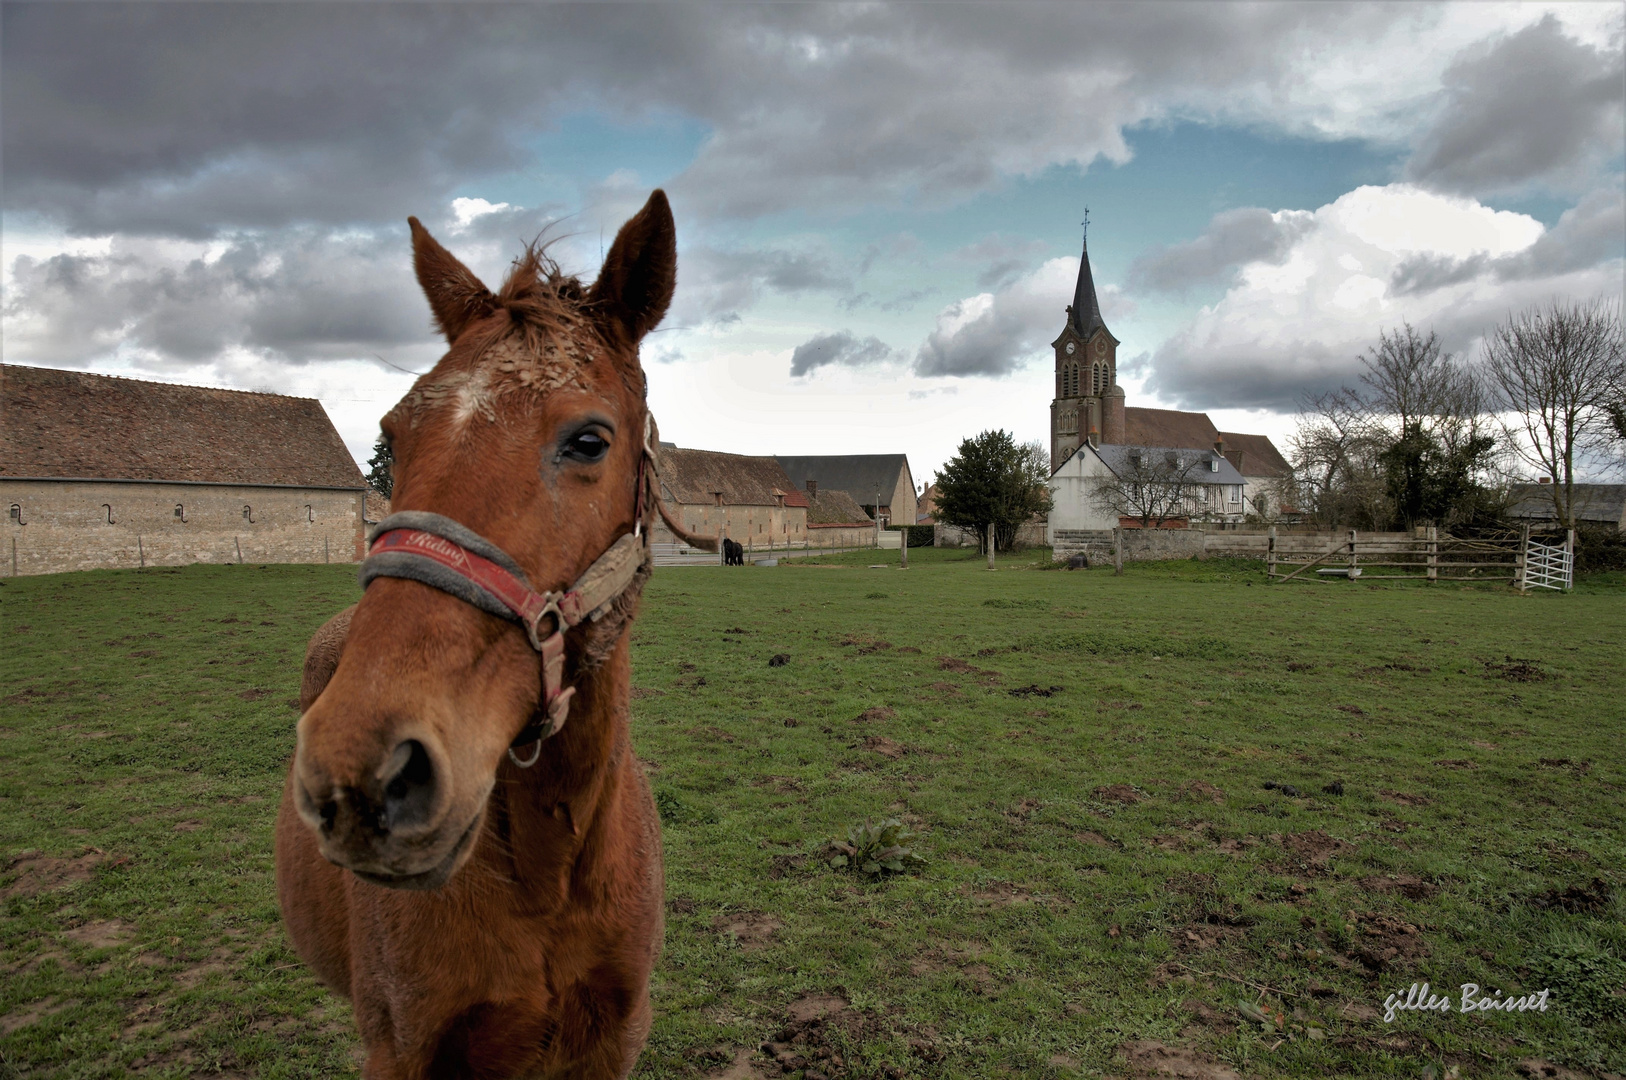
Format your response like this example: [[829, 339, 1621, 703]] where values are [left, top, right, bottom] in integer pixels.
[[364, 437, 393, 499]]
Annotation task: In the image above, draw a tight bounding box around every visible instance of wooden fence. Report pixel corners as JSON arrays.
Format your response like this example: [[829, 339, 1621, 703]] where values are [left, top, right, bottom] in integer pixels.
[[1266, 525, 1574, 591]]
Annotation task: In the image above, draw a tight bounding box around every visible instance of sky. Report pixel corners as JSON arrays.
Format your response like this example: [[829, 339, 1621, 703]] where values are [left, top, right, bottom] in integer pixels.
[[4, 2, 1623, 488]]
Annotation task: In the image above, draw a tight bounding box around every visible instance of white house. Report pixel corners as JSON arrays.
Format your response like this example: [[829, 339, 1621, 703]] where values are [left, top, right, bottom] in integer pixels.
[[1048, 443, 1248, 539]]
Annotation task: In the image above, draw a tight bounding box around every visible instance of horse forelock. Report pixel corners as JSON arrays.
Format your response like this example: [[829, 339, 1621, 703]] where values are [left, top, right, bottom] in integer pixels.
[[394, 244, 644, 434]]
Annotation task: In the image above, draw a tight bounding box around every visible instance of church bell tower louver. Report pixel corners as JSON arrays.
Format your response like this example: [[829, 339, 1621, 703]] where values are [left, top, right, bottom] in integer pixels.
[[1049, 213, 1123, 471]]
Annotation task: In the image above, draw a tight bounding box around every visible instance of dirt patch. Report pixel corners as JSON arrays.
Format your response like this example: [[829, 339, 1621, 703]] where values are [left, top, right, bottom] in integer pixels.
[[1348, 912, 1430, 971], [0, 996, 63, 1037], [1517, 1061, 1591, 1080], [1432, 758, 1479, 770], [1174, 924, 1243, 953], [964, 881, 1048, 908], [1379, 789, 1433, 807], [852, 706, 896, 724], [1359, 874, 1438, 899], [1174, 998, 1236, 1038], [759, 993, 893, 1079], [860, 736, 907, 759], [173, 819, 206, 832], [63, 918, 135, 949], [1074, 831, 1115, 848], [1334, 704, 1366, 716], [936, 656, 1000, 681], [1095, 783, 1144, 805], [924, 680, 963, 697], [4, 850, 106, 898], [175, 947, 234, 986], [713, 912, 781, 951], [1120, 1039, 1242, 1079], [1537, 757, 1591, 773], [768, 654, 790, 667], [237, 688, 272, 701], [629, 686, 664, 699], [1530, 878, 1610, 913], [752, 775, 805, 794], [1485, 656, 1547, 682], [702, 1048, 768, 1080], [1282, 829, 1351, 867], [1008, 684, 1062, 698], [1179, 781, 1225, 805]]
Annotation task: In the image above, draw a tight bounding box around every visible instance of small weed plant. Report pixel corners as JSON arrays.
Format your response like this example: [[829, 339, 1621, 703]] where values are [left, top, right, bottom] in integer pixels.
[[828, 817, 927, 875]]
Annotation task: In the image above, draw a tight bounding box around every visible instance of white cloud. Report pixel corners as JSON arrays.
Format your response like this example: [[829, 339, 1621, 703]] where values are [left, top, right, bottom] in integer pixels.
[[450, 197, 512, 229], [1146, 183, 1624, 411]]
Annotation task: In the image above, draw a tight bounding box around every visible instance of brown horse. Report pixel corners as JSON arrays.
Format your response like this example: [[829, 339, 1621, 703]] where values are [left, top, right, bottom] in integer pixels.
[[276, 191, 700, 1079]]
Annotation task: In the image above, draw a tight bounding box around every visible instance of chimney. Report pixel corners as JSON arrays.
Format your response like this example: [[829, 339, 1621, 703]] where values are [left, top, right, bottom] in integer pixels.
[[1214, 438, 1224, 454], [805, 479, 818, 497], [1102, 383, 1126, 445]]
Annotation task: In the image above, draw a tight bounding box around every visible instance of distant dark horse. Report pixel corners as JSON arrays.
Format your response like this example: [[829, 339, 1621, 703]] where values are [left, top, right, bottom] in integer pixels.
[[723, 538, 744, 566]]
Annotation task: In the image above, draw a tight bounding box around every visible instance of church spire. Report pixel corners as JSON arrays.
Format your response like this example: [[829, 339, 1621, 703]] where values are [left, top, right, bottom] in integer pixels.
[[1069, 213, 1106, 339]]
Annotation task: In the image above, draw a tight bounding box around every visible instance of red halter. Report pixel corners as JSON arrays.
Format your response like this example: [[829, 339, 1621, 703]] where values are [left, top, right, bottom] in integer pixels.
[[359, 423, 654, 767]]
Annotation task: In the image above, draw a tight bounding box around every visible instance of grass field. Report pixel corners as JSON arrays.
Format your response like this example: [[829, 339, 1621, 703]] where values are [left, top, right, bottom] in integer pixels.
[[2, 549, 1623, 1080]]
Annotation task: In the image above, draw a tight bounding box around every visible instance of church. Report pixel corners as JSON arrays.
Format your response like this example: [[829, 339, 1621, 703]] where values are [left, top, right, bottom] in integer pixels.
[[1045, 222, 1293, 530]]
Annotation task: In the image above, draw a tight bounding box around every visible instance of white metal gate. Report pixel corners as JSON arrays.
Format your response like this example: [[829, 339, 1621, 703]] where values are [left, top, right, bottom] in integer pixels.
[[1522, 534, 1574, 592]]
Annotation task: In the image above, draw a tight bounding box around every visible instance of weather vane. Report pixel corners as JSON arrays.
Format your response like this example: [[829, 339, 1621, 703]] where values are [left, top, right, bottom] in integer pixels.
[[1081, 207, 1090, 243]]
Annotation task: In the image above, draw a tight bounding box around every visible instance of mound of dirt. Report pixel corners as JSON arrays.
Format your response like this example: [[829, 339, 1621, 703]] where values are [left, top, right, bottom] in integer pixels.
[[1348, 912, 1430, 971], [4, 850, 107, 898], [1358, 874, 1437, 900], [1281, 830, 1351, 867], [1095, 783, 1144, 805], [1121, 1039, 1242, 1079]]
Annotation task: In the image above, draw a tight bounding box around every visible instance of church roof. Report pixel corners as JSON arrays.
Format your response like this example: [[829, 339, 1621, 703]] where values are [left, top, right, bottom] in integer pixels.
[[1217, 431, 1293, 478], [0, 364, 366, 489], [1068, 236, 1109, 340], [1122, 406, 1219, 450]]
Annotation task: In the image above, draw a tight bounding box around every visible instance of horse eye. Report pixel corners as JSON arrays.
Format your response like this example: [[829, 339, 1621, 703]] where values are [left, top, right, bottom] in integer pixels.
[[564, 431, 609, 463]]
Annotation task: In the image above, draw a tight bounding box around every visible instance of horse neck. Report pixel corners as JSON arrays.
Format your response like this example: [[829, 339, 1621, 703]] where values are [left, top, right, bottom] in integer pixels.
[[484, 622, 639, 888]]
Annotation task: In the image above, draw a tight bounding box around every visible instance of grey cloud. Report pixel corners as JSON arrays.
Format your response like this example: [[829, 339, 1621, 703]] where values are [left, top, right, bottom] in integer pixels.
[[914, 294, 1051, 379], [5, 3, 1420, 237], [1406, 16, 1625, 196], [1390, 187, 1626, 297], [1128, 208, 1313, 293], [3, 228, 437, 371], [668, 246, 850, 327], [951, 234, 1049, 291], [789, 331, 895, 377]]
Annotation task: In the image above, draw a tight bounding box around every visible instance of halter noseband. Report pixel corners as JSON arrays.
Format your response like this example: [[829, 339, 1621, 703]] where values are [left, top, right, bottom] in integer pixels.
[[357, 421, 655, 767]]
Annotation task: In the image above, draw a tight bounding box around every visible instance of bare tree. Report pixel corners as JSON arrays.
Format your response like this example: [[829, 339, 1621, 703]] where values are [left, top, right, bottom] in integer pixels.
[[1482, 298, 1625, 528], [1092, 447, 1210, 528], [1286, 390, 1390, 528]]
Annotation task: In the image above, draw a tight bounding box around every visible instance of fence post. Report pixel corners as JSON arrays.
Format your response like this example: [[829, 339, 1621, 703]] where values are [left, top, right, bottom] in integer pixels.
[[900, 527, 908, 569], [138, 535, 145, 569], [1515, 522, 1530, 592], [1113, 527, 1123, 576], [1564, 528, 1575, 592], [1426, 526, 1437, 583], [1266, 526, 1276, 580], [1347, 529, 1358, 579]]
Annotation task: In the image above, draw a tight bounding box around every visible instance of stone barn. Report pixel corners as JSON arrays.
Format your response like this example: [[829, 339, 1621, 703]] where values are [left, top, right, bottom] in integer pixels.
[[653, 447, 807, 553], [774, 454, 916, 528], [2, 365, 368, 576]]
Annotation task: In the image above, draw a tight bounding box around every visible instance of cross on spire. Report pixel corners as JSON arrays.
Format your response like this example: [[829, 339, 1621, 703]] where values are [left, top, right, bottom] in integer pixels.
[[1081, 207, 1090, 243]]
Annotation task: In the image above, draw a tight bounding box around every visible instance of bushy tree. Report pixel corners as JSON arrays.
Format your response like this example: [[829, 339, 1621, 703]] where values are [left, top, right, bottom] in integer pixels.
[[934, 430, 1052, 559]]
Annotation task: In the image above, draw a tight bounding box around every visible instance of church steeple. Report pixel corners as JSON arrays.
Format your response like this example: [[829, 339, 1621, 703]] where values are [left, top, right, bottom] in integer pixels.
[[1049, 209, 1119, 471], [1068, 221, 1106, 339]]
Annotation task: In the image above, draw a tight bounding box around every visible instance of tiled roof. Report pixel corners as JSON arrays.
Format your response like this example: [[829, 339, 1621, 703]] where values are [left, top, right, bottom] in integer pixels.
[[1217, 431, 1293, 478], [1093, 443, 1246, 486], [1507, 483, 1626, 525], [1, 364, 366, 488], [656, 447, 796, 506], [775, 455, 911, 506], [806, 488, 872, 525], [1122, 407, 1220, 451]]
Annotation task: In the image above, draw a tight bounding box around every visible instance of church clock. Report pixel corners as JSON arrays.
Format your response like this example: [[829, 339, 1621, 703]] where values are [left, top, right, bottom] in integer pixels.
[[1065, 342, 1075, 355]]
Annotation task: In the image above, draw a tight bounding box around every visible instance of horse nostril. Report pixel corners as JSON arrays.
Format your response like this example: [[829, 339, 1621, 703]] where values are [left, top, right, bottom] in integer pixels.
[[319, 799, 338, 832], [380, 739, 437, 831]]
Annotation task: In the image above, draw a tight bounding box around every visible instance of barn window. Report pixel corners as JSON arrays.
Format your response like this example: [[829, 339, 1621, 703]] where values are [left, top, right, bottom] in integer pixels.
[[174, 504, 187, 522]]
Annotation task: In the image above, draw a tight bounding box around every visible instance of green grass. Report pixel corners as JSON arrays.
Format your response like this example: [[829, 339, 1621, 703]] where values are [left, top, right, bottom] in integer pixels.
[[2, 552, 1623, 1079]]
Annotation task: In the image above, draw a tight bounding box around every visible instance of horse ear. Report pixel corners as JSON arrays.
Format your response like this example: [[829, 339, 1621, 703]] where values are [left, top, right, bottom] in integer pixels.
[[408, 216, 496, 343], [590, 190, 676, 345]]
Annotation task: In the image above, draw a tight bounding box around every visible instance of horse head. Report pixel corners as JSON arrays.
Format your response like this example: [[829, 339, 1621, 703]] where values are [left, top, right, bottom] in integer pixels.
[[290, 191, 676, 889]]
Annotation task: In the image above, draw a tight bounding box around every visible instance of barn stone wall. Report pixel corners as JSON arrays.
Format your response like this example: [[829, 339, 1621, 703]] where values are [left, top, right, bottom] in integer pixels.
[[2, 479, 365, 577]]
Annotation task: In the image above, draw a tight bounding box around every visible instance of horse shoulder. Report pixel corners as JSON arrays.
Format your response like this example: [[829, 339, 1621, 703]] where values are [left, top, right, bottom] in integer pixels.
[[301, 605, 356, 711]]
